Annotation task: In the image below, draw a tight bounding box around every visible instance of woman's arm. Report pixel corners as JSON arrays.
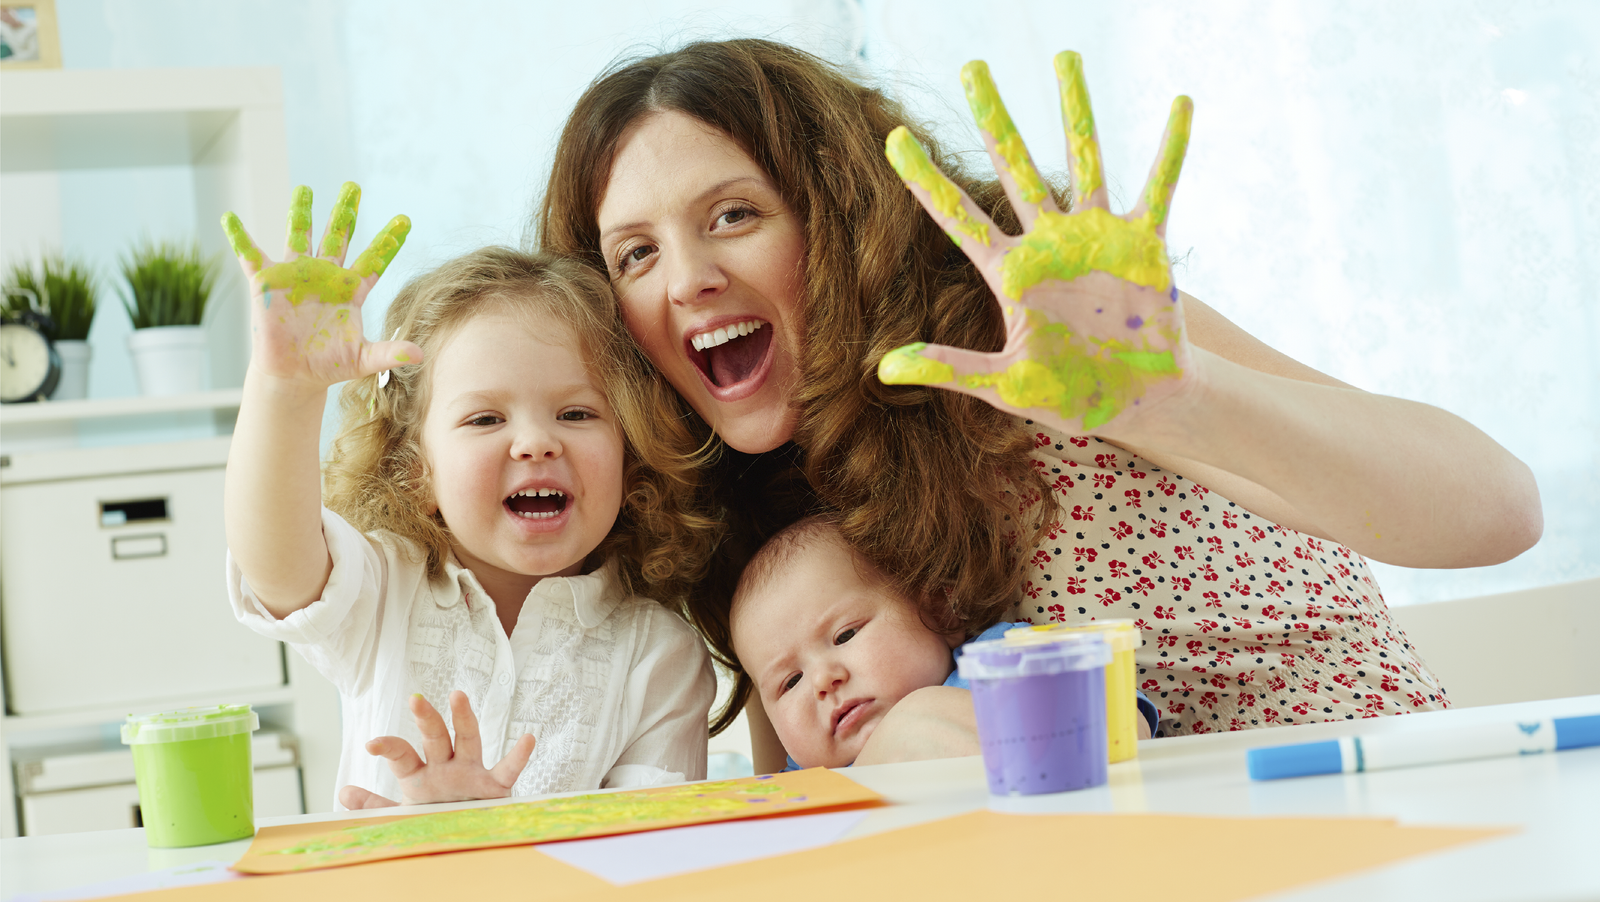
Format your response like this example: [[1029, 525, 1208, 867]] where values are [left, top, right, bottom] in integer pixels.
[[221, 183, 415, 618]]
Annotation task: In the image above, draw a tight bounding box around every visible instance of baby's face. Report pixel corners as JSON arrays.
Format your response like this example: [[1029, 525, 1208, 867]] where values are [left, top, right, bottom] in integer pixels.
[[732, 533, 959, 768]]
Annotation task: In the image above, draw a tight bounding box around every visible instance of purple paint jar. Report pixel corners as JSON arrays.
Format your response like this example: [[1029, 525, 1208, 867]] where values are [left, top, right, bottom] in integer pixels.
[[958, 632, 1111, 795]]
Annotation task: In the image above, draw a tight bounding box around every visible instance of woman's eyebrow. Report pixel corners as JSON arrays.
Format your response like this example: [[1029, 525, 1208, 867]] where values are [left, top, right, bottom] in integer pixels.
[[598, 177, 771, 244]]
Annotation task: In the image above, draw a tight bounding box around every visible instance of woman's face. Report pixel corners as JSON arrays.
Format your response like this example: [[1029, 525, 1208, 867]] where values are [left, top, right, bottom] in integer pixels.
[[597, 111, 806, 454]]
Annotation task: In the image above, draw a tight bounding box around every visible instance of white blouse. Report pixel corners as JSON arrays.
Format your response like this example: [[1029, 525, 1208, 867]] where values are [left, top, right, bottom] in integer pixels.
[[227, 508, 714, 807]]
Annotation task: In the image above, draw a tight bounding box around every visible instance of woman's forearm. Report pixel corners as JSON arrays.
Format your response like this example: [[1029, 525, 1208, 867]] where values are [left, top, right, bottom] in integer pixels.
[[1117, 346, 1542, 568]]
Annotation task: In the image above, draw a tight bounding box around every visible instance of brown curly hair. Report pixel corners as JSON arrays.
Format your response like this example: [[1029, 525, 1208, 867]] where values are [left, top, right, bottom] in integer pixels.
[[323, 246, 721, 606], [537, 39, 1054, 731]]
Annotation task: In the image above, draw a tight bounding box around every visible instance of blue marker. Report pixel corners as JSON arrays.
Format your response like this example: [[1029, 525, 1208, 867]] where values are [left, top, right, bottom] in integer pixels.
[[1248, 713, 1600, 780]]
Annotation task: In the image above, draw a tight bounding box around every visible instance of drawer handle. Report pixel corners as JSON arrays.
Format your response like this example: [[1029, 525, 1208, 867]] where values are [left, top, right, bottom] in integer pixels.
[[112, 534, 167, 560], [101, 498, 169, 527]]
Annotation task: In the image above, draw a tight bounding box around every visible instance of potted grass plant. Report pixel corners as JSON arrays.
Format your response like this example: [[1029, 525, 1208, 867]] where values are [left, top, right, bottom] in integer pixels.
[[121, 240, 216, 396], [4, 255, 99, 400]]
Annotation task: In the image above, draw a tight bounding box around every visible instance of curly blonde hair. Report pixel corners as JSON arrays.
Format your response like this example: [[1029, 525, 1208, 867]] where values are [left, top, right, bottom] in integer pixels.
[[538, 40, 1054, 730], [323, 247, 721, 605]]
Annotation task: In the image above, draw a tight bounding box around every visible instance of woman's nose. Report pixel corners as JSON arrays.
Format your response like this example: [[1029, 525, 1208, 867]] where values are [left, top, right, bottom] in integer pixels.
[[664, 242, 728, 307]]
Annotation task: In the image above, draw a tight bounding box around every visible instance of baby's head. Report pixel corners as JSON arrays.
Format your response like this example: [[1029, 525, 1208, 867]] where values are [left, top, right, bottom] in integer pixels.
[[324, 247, 714, 597], [731, 517, 963, 768]]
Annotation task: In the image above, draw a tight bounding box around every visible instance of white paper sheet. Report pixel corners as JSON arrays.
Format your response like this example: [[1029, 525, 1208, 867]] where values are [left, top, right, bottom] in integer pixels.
[[535, 810, 868, 885], [5, 860, 240, 902]]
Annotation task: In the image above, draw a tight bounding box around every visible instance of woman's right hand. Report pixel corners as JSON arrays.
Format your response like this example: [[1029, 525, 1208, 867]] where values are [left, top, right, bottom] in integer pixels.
[[222, 182, 419, 390]]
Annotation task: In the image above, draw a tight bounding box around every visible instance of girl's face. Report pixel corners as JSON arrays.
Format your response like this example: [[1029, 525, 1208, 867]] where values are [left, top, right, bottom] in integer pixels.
[[597, 111, 806, 455], [420, 307, 625, 597]]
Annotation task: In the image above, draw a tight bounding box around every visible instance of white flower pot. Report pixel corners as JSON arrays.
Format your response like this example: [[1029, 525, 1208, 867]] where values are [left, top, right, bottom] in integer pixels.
[[50, 340, 92, 401], [127, 326, 210, 397]]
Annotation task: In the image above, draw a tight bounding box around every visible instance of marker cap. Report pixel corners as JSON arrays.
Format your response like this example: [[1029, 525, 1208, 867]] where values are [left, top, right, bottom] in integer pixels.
[[1554, 714, 1600, 751], [1247, 739, 1343, 781]]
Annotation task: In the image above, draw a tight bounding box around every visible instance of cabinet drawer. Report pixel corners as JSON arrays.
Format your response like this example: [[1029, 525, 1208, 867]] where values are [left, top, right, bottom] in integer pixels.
[[1, 467, 283, 714]]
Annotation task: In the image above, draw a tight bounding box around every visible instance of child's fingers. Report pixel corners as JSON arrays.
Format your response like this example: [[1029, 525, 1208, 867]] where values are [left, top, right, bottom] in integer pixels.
[[446, 690, 483, 765], [1053, 51, 1108, 212], [285, 185, 315, 258], [338, 784, 400, 810], [490, 734, 536, 790], [884, 127, 1006, 269], [408, 693, 456, 766], [358, 339, 423, 381], [364, 736, 426, 779], [318, 181, 361, 264], [351, 214, 412, 281], [961, 61, 1058, 229], [219, 212, 268, 278], [1127, 96, 1194, 236]]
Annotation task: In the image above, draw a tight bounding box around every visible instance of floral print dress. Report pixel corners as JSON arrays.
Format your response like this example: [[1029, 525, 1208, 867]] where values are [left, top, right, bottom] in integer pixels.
[[1009, 423, 1449, 736]]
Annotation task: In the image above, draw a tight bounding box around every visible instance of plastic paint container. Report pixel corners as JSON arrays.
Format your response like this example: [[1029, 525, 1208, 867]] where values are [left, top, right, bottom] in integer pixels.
[[958, 632, 1111, 795], [1008, 620, 1142, 763], [120, 704, 258, 847]]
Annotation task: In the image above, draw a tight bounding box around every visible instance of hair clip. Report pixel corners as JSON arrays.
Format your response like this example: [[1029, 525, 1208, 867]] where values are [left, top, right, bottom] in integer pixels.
[[370, 329, 402, 417]]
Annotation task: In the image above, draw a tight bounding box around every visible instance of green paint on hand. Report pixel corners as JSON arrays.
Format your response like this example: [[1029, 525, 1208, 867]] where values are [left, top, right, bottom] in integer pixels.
[[259, 256, 362, 307], [962, 61, 1048, 206], [1054, 51, 1104, 207], [351, 215, 412, 280], [878, 342, 955, 385], [318, 182, 362, 259], [286, 186, 314, 255], [885, 127, 990, 247], [1000, 206, 1171, 298], [1142, 96, 1193, 227], [220, 213, 264, 269]]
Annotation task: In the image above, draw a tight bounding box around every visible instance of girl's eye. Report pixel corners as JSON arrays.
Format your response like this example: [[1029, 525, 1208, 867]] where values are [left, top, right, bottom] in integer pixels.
[[559, 410, 594, 422], [467, 414, 502, 427], [781, 673, 802, 693], [834, 627, 857, 646]]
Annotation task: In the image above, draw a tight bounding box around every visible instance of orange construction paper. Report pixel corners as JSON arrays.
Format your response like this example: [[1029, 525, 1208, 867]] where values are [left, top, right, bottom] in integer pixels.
[[233, 768, 880, 874]]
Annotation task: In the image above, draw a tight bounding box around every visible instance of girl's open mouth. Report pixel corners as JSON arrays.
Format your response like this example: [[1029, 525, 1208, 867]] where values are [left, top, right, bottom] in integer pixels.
[[687, 319, 774, 398], [505, 489, 568, 520]]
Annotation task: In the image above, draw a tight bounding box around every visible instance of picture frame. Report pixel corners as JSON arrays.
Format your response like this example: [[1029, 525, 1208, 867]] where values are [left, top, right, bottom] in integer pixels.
[[0, 0, 61, 70]]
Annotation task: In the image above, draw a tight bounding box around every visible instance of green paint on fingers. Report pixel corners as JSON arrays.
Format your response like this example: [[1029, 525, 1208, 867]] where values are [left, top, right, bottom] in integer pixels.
[[878, 342, 955, 386], [885, 127, 990, 247], [394, 352, 411, 363], [351, 215, 412, 280], [1142, 96, 1193, 228], [220, 212, 263, 270], [319, 182, 362, 259], [1054, 51, 1104, 206], [286, 185, 314, 255], [1000, 207, 1171, 298], [962, 61, 1047, 206]]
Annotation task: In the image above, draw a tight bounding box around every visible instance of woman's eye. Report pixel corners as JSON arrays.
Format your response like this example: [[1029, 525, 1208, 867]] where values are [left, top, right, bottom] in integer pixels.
[[716, 208, 751, 228], [782, 673, 802, 693], [834, 627, 857, 646], [616, 243, 654, 274]]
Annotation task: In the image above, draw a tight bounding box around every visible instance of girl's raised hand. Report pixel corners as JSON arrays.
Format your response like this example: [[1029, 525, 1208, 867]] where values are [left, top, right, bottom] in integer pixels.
[[222, 182, 420, 389], [337, 691, 536, 809], [878, 52, 1194, 438]]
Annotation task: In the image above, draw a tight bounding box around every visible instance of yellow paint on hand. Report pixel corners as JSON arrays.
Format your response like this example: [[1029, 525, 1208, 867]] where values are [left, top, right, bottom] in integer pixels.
[[962, 61, 1047, 206], [286, 185, 314, 255], [1054, 51, 1104, 207], [259, 256, 363, 307], [220, 212, 264, 270], [1142, 97, 1193, 227], [885, 127, 990, 247], [878, 343, 955, 385], [319, 182, 362, 259], [1000, 206, 1171, 298], [351, 215, 412, 280]]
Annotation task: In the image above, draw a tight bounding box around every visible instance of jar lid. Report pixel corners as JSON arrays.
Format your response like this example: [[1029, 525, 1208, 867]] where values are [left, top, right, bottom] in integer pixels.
[[957, 631, 1111, 681], [1006, 619, 1140, 651], [120, 704, 259, 745]]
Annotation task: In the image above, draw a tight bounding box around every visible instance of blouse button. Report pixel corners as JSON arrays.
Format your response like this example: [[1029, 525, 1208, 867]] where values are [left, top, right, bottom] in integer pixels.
[[498, 672, 511, 686]]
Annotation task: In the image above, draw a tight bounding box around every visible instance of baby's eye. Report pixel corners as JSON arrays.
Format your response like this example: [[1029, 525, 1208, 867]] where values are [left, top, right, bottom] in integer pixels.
[[834, 627, 857, 646], [781, 673, 802, 693]]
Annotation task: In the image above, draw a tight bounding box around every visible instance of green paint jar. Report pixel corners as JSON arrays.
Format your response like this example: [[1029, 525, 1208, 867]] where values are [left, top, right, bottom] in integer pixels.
[[120, 704, 258, 847]]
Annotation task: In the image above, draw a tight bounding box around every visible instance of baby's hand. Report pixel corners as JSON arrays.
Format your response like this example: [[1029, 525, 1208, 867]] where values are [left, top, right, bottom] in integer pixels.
[[222, 182, 418, 391], [336, 691, 536, 810]]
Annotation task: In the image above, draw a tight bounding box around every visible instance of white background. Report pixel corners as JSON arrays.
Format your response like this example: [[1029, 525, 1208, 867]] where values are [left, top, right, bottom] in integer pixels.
[[8, 0, 1597, 607]]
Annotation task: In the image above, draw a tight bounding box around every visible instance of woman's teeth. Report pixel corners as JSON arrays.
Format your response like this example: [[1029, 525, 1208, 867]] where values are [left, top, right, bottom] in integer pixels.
[[691, 320, 764, 352]]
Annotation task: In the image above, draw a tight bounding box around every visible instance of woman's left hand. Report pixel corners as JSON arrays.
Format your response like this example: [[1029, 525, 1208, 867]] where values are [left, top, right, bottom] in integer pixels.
[[879, 52, 1194, 440]]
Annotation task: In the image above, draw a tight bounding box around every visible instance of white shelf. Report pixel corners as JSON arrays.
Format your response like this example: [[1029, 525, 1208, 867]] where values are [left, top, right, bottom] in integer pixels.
[[0, 388, 242, 426], [2, 684, 295, 739]]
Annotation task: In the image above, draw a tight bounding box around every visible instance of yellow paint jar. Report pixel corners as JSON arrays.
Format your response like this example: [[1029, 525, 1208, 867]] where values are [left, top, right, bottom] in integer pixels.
[[1007, 620, 1141, 762]]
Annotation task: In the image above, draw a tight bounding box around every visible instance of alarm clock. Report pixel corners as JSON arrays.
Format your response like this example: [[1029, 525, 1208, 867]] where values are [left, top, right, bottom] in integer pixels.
[[1, 312, 61, 403]]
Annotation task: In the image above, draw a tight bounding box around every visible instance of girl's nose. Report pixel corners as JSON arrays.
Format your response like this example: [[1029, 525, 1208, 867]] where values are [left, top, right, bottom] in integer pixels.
[[664, 242, 728, 307], [510, 423, 561, 461]]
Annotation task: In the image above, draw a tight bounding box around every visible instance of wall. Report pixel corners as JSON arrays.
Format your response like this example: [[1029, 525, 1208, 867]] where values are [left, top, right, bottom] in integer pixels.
[[12, 0, 1597, 606]]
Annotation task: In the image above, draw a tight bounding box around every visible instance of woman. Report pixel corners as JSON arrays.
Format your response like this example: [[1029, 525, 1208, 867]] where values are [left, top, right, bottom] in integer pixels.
[[538, 39, 1541, 766]]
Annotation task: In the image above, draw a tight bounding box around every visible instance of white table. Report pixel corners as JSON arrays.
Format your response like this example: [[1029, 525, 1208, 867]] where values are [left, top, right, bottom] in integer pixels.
[[4, 695, 1597, 902]]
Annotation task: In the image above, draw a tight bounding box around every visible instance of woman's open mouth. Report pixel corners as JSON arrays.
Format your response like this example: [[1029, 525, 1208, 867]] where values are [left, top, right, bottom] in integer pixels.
[[686, 319, 774, 400], [505, 488, 568, 520]]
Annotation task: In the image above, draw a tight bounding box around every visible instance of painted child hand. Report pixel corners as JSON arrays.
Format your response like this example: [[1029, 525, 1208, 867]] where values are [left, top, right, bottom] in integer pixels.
[[336, 691, 536, 810], [879, 52, 1195, 438], [221, 182, 419, 390]]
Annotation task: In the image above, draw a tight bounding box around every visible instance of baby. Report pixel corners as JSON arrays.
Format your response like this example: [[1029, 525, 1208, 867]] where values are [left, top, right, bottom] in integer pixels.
[[732, 517, 1153, 769]]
